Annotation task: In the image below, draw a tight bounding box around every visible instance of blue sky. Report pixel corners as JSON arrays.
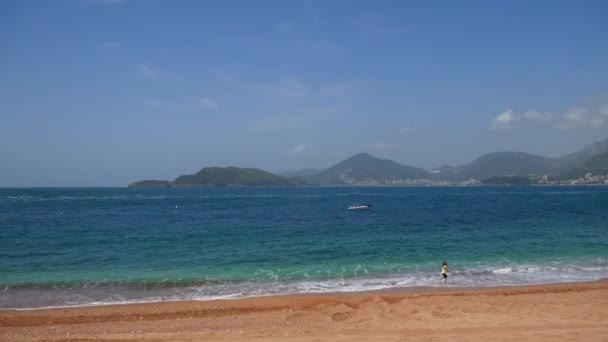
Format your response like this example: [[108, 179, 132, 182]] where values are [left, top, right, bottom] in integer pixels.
[[1, 0, 607, 186]]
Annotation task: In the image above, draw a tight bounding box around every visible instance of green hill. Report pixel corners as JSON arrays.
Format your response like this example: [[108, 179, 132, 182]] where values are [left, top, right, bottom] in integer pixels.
[[587, 151, 608, 169], [433, 152, 570, 181], [174, 167, 302, 187], [129, 167, 303, 188], [307, 152, 430, 185], [558, 138, 608, 166], [559, 151, 608, 179], [128, 180, 173, 188]]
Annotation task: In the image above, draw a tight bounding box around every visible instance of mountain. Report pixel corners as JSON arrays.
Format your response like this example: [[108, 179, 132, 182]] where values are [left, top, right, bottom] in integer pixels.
[[306, 152, 430, 185], [559, 151, 608, 179], [558, 138, 608, 166], [128, 180, 173, 188], [129, 138, 608, 187], [278, 168, 323, 179], [129, 167, 303, 188], [587, 151, 608, 169], [174, 167, 302, 187], [433, 152, 570, 181]]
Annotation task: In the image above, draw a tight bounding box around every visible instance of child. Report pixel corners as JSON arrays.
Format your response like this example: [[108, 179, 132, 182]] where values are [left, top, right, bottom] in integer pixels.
[[441, 261, 448, 284]]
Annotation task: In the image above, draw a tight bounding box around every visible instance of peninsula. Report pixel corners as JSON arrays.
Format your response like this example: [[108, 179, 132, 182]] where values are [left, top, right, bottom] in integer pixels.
[[129, 167, 302, 188], [129, 138, 608, 187]]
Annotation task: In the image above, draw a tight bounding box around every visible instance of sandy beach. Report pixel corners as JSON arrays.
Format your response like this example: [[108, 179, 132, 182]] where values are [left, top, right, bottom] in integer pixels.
[[1, 281, 607, 341]]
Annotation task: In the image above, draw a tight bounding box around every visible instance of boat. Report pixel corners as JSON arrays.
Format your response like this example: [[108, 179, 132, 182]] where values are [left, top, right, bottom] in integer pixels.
[[348, 203, 371, 210]]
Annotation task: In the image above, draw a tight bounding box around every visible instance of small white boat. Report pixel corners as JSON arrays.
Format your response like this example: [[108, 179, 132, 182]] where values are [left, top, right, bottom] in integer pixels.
[[348, 203, 371, 210]]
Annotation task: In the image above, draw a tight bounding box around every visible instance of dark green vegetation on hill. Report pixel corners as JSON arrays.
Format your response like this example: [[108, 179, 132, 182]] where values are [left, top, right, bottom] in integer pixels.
[[482, 175, 532, 185], [558, 138, 608, 166], [129, 167, 302, 188], [128, 180, 173, 188], [559, 151, 608, 179], [587, 151, 608, 169], [174, 167, 302, 187], [434, 152, 571, 181], [306, 153, 430, 185]]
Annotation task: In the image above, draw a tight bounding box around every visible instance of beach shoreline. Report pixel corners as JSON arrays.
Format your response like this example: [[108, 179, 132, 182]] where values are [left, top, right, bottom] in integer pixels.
[[3, 277, 607, 311], [1, 280, 607, 341]]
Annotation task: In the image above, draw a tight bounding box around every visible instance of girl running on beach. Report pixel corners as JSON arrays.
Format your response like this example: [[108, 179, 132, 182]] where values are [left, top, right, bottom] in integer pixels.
[[441, 261, 448, 284]]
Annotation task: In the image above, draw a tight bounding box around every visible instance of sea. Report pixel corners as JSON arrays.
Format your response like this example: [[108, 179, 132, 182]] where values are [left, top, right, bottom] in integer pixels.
[[1, 186, 607, 309]]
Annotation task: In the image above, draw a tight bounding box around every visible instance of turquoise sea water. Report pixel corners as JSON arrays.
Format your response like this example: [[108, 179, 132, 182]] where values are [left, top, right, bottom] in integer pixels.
[[1, 186, 607, 308]]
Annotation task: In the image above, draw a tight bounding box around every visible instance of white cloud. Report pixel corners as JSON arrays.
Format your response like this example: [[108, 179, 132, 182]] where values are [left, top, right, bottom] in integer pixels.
[[523, 110, 553, 123], [136, 64, 161, 80], [556, 104, 608, 130], [556, 108, 587, 130], [292, 143, 314, 156], [490, 110, 517, 130], [565, 108, 586, 122], [196, 98, 220, 111], [491, 102, 608, 131]]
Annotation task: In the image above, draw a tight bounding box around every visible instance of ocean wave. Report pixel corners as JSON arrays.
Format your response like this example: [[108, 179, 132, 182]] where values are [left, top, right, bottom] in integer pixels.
[[2, 260, 607, 309], [0, 278, 228, 290]]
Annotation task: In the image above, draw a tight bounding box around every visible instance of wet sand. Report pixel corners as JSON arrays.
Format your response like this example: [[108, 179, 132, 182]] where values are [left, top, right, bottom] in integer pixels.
[[1, 281, 607, 341]]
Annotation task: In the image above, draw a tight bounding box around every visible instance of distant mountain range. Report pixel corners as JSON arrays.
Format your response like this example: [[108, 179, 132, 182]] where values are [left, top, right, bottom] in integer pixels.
[[129, 167, 302, 188], [306, 152, 429, 185], [432, 152, 571, 181], [558, 138, 608, 166], [129, 137, 608, 187], [558, 151, 608, 180]]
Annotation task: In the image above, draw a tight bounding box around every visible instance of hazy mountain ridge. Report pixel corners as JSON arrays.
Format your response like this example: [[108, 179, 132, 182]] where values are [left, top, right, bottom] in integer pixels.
[[559, 151, 608, 180], [283, 138, 608, 185], [432, 152, 571, 181], [306, 153, 431, 185], [558, 138, 608, 166], [130, 138, 608, 187], [586, 151, 608, 169]]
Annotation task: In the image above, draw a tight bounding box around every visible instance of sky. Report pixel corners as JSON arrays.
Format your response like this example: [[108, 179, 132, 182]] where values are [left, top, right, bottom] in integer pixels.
[[1, 0, 607, 186]]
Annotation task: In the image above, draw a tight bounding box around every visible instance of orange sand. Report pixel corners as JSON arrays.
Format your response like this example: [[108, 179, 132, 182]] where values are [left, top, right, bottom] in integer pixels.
[[1, 281, 607, 341]]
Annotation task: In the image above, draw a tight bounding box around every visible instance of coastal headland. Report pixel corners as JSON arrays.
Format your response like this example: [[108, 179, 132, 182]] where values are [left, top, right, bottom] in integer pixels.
[[1, 281, 606, 341]]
